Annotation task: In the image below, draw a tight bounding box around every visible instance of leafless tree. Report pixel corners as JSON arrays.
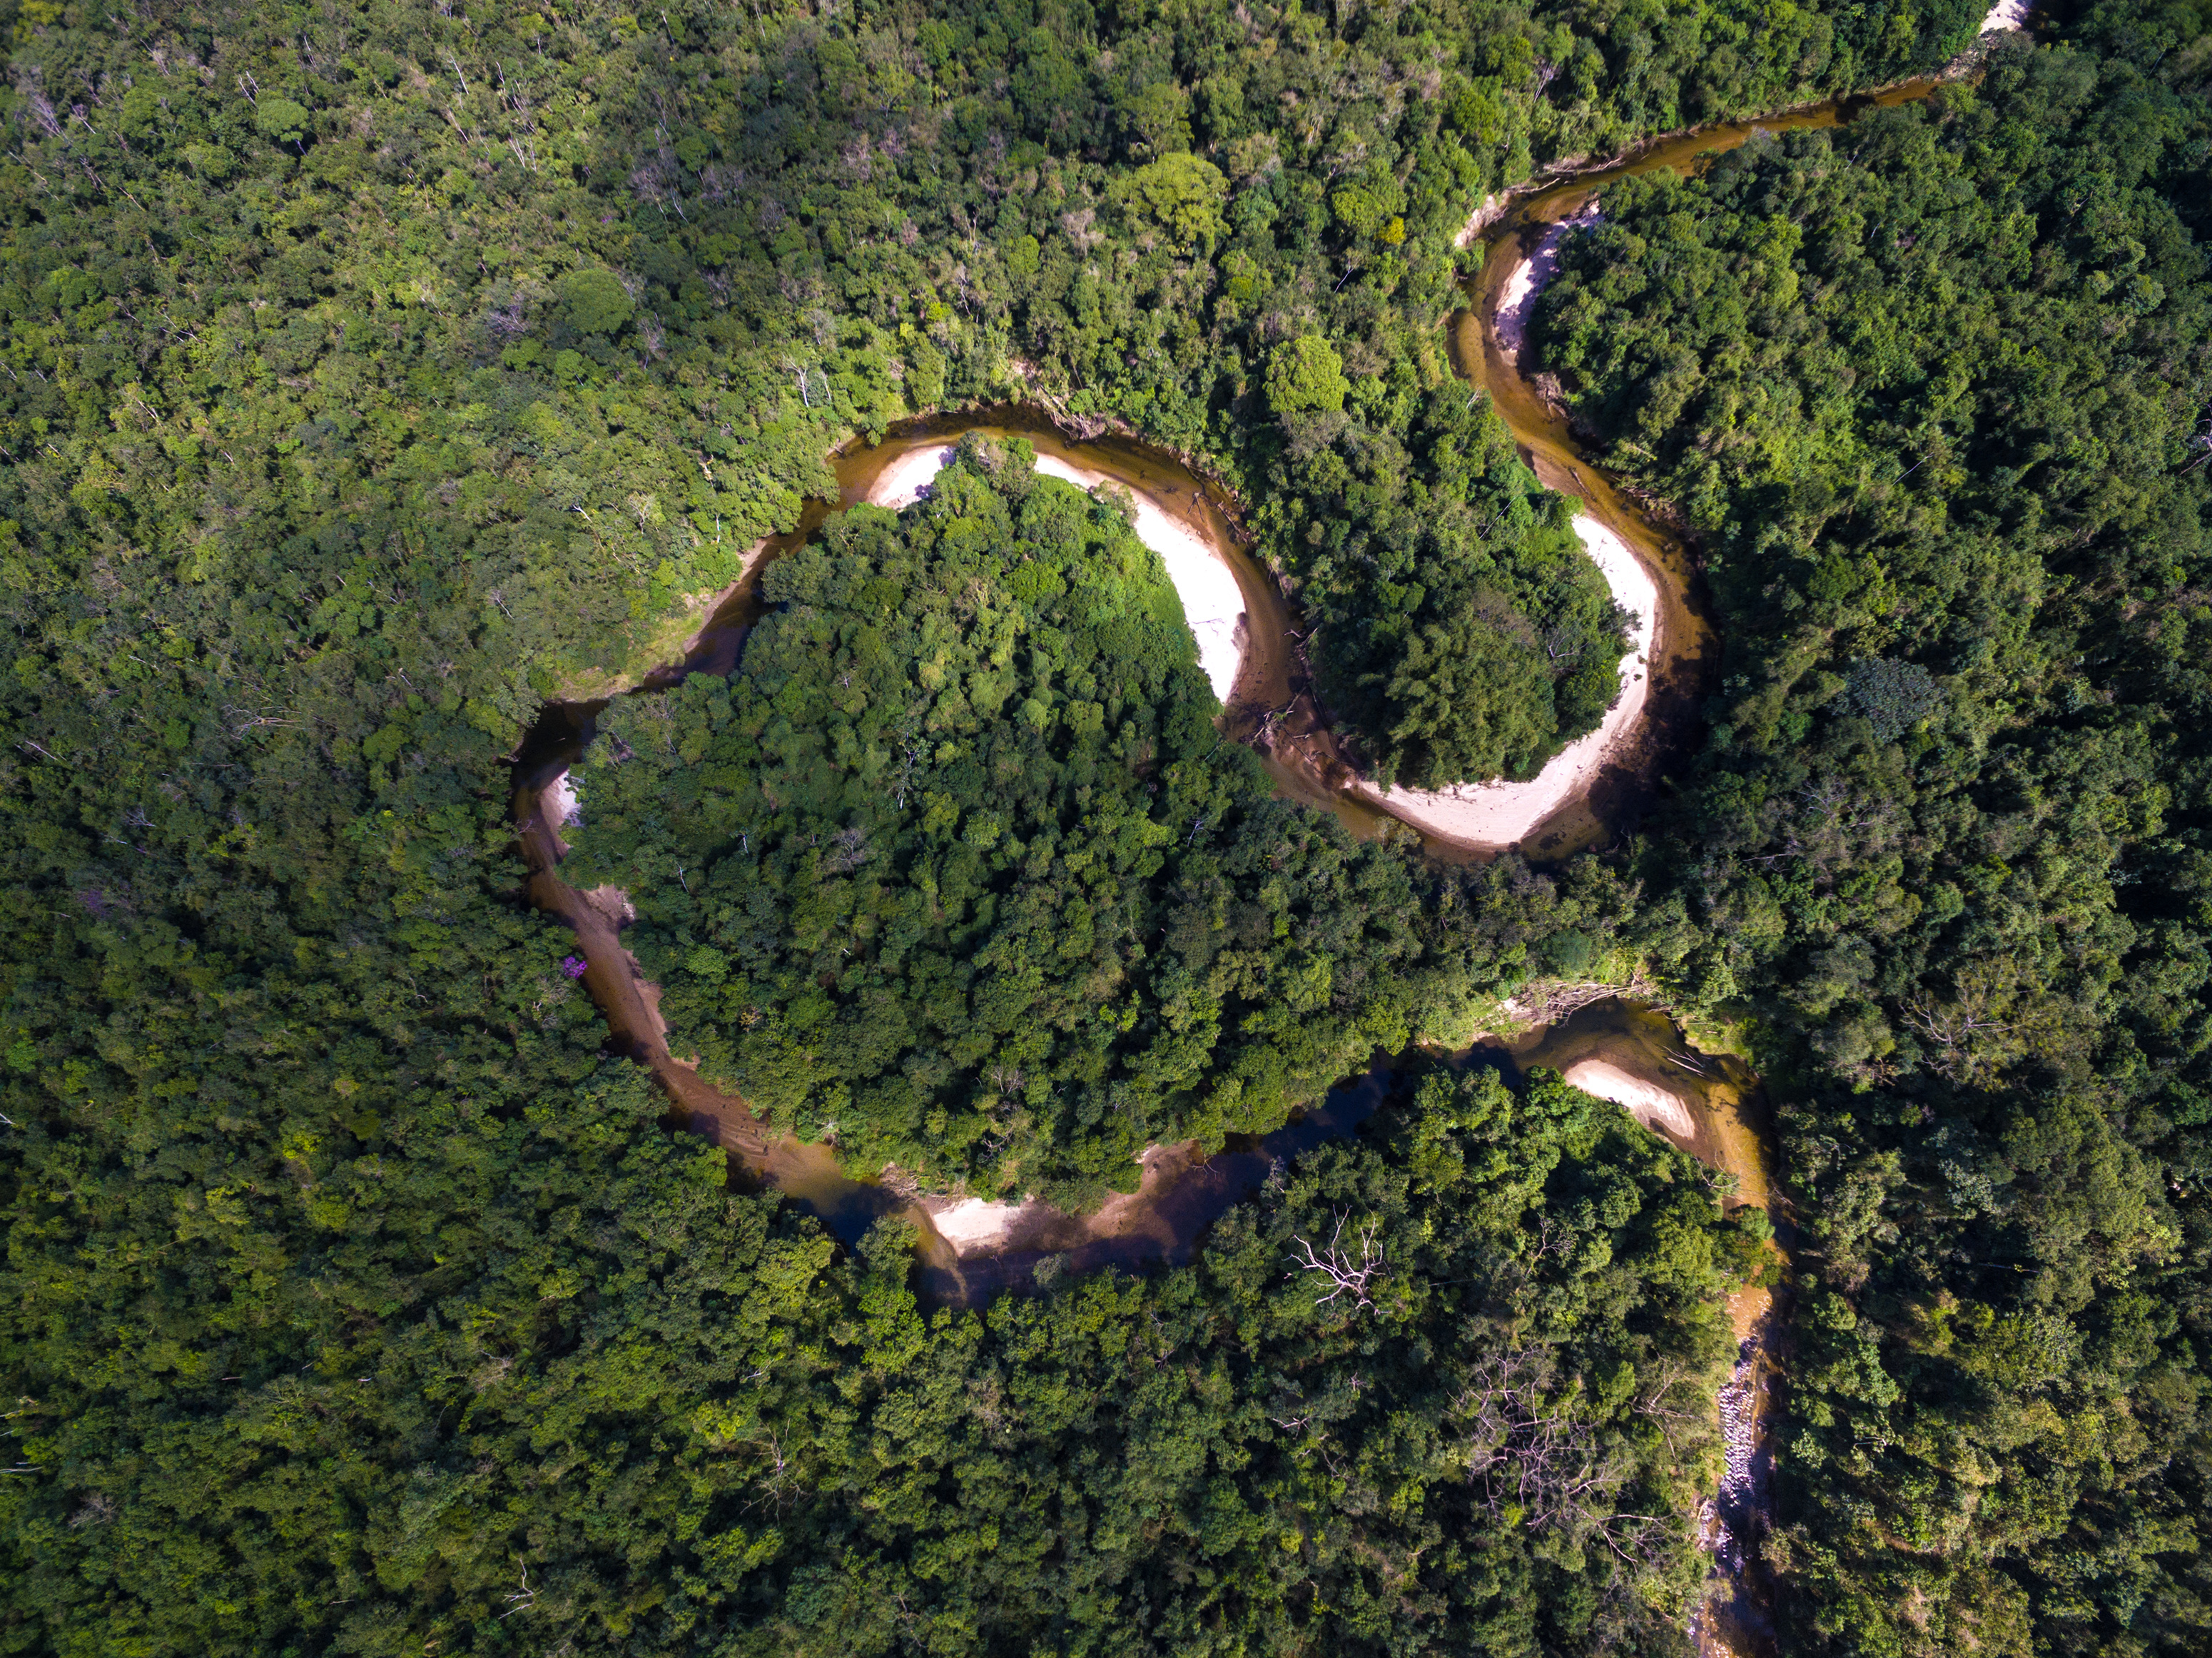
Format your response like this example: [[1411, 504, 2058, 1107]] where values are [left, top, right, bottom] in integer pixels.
[[823, 825, 871, 874], [1289, 1210, 1383, 1311], [1450, 1347, 1678, 1567], [744, 1430, 799, 1513], [1902, 986, 2016, 1080], [499, 1560, 536, 1619]]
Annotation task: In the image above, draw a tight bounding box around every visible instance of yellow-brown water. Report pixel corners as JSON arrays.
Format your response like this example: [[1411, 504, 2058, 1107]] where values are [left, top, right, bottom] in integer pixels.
[[514, 69, 1980, 1656]]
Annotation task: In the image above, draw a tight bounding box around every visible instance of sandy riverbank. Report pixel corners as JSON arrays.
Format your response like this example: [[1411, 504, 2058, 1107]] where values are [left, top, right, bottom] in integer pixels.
[[1559, 1057, 1697, 1138], [545, 771, 581, 837], [1453, 193, 1503, 249], [1493, 199, 1602, 355], [1351, 513, 1655, 846], [924, 1016, 1709, 1263], [927, 1194, 1025, 1250], [863, 445, 1248, 702], [918, 1144, 1207, 1263]]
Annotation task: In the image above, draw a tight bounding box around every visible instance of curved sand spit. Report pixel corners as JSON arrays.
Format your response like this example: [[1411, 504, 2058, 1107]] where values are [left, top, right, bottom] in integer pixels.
[[865, 446, 1248, 702], [924, 1056, 1697, 1261], [874, 433, 1655, 851], [1559, 1058, 1696, 1139], [1354, 514, 1655, 845], [1493, 199, 1603, 355]]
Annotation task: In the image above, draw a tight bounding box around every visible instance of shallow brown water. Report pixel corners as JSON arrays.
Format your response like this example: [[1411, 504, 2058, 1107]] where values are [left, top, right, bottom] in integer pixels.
[[512, 406, 1384, 831], [1451, 79, 1977, 1654], [1444, 76, 1952, 860]]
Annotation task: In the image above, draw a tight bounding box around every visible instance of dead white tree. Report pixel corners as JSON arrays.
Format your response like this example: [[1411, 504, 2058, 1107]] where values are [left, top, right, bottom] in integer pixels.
[[1902, 994, 2014, 1080], [1288, 1210, 1383, 1312], [1450, 1346, 1675, 1565]]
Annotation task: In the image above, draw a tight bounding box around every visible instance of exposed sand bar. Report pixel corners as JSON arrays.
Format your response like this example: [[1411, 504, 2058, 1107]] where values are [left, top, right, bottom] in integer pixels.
[[1493, 199, 1602, 355], [1558, 1057, 1697, 1139], [546, 770, 580, 832], [928, 1195, 1025, 1250], [1351, 513, 1655, 845], [863, 445, 1247, 702]]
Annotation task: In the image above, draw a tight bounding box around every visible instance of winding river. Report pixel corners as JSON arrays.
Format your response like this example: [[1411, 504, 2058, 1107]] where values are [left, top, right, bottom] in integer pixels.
[[511, 64, 2002, 1658]]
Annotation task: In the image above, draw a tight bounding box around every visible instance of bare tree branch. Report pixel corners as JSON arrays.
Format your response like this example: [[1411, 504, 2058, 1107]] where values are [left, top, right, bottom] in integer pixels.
[[1288, 1210, 1383, 1312]]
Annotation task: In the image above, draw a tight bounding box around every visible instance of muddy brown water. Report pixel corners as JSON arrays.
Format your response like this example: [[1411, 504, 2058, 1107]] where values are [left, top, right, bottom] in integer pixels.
[[1446, 80, 1974, 1655]]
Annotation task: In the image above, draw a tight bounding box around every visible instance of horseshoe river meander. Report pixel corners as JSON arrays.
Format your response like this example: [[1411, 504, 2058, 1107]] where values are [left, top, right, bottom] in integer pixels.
[[512, 69, 1974, 1657]]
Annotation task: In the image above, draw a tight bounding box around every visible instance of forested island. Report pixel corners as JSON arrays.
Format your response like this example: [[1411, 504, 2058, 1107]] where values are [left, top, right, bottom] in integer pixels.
[[4, 1, 2211, 1656]]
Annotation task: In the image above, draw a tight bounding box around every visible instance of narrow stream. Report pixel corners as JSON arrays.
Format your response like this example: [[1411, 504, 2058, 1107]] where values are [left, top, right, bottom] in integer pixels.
[[515, 70, 1955, 1248], [1439, 76, 1974, 1656]]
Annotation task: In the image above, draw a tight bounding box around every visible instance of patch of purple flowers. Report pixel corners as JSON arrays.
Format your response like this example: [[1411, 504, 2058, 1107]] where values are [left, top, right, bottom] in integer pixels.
[[561, 954, 588, 979]]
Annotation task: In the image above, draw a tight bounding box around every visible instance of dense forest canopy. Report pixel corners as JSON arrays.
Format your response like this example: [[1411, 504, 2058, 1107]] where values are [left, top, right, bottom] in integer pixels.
[[4, 1044, 1763, 1656], [0, 0, 1979, 767], [563, 440, 1623, 1198], [1533, 16, 2212, 1654], [39, 0, 2212, 1654]]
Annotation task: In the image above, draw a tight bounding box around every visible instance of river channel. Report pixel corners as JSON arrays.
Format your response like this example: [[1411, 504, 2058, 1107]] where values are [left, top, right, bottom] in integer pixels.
[[512, 68, 1960, 1283], [514, 68, 1984, 1658]]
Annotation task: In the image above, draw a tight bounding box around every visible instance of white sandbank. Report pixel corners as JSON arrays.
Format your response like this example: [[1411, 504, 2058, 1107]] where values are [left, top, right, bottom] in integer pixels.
[[547, 772, 582, 829], [1560, 1058, 1696, 1139], [927, 1195, 1025, 1250], [862, 445, 1247, 702], [1493, 200, 1601, 355], [1980, 0, 2030, 32], [1355, 513, 1654, 846], [865, 445, 962, 515]]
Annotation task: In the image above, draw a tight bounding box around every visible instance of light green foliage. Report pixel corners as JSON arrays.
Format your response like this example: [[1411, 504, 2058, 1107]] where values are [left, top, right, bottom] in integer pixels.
[[252, 96, 310, 146], [1265, 335, 1351, 415], [1114, 153, 1227, 253]]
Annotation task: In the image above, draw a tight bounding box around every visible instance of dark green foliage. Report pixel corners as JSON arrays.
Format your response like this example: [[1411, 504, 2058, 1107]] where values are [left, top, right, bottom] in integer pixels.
[[1536, 34, 2212, 1657], [0, 1049, 1754, 1657], [565, 445, 1613, 1198], [1843, 657, 1944, 745], [1254, 388, 1635, 787], [3, 1063, 848, 1656], [688, 1067, 1758, 1658]]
